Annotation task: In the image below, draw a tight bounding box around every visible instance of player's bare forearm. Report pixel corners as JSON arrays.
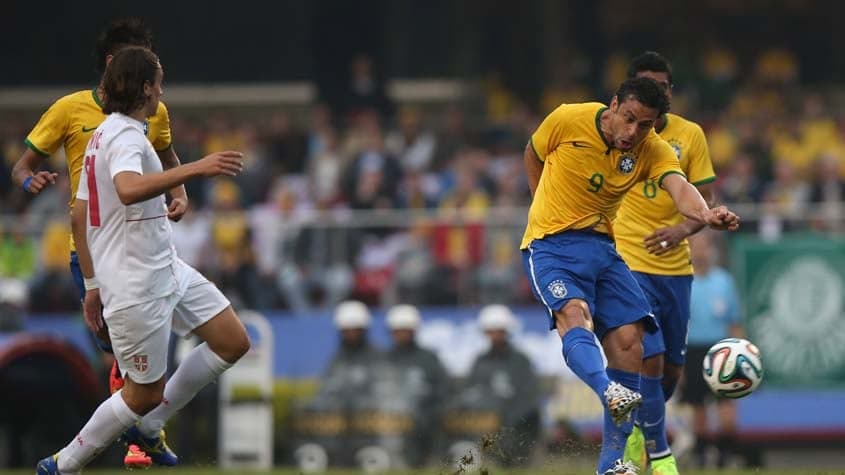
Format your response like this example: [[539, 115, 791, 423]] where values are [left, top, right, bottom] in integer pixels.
[[114, 150, 243, 205], [12, 148, 57, 193], [158, 147, 188, 200], [71, 201, 96, 279], [678, 218, 706, 237], [12, 149, 43, 185], [114, 163, 202, 205], [663, 174, 739, 230], [678, 181, 717, 234], [524, 143, 543, 197], [645, 220, 703, 254], [662, 174, 709, 223]]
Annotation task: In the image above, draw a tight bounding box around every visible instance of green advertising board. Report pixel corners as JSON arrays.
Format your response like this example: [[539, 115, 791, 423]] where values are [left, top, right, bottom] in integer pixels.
[[731, 234, 845, 387]]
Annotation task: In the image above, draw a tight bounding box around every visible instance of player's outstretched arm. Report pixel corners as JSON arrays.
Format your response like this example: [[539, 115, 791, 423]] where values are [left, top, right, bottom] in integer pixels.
[[158, 147, 189, 221], [662, 174, 739, 231], [11, 148, 58, 194], [524, 142, 543, 198], [114, 150, 243, 206]]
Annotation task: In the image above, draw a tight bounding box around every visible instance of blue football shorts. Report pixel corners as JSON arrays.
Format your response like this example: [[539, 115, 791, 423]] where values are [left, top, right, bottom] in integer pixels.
[[632, 271, 693, 365], [522, 230, 658, 340]]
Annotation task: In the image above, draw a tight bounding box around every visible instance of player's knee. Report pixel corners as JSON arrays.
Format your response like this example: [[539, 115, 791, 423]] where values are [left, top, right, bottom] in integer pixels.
[[617, 331, 642, 353], [605, 323, 644, 359], [556, 300, 592, 331]]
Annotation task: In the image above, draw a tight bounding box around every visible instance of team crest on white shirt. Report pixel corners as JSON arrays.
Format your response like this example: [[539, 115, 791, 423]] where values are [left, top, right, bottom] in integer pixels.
[[548, 280, 568, 299], [618, 154, 636, 174]]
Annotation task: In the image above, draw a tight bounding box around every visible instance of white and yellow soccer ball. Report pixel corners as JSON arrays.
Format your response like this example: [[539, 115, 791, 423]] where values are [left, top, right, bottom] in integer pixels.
[[702, 338, 764, 399]]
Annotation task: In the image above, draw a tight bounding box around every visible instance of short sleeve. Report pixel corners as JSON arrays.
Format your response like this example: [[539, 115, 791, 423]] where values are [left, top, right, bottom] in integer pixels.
[[25, 97, 70, 157], [685, 124, 716, 186], [76, 158, 89, 201], [108, 129, 145, 178], [150, 102, 172, 152], [530, 104, 569, 162], [646, 136, 685, 187]]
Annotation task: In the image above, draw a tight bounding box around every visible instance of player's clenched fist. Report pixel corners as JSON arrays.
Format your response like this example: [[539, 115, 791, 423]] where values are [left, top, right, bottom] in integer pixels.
[[25, 171, 59, 194], [194, 151, 244, 177], [704, 205, 740, 231]]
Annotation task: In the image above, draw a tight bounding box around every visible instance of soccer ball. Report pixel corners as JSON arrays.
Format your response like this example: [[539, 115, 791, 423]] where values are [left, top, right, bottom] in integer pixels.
[[702, 338, 764, 399]]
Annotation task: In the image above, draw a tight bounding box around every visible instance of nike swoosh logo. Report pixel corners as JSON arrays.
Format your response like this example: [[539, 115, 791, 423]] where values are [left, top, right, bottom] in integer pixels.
[[571, 141, 590, 148], [82, 126, 98, 132], [643, 416, 664, 428]]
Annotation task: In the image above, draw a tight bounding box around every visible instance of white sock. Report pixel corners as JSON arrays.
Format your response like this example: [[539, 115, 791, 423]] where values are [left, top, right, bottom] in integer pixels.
[[137, 342, 232, 437], [57, 390, 141, 473]]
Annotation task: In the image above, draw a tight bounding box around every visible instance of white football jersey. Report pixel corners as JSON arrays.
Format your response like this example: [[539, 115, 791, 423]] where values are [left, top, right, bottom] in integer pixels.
[[76, 113, 178, 311]]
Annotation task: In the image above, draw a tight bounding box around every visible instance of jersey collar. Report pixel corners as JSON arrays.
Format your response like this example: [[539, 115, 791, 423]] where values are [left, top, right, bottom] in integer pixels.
[[91, 87, 105, 110]]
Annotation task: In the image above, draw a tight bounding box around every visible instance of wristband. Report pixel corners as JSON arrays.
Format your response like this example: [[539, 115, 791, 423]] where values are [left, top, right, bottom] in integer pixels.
[[83, 277, 99, 291], [23, 176, 33, 192]]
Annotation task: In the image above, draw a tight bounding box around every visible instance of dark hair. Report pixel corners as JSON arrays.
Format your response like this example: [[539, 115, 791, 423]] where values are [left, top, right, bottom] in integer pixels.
[[95, 18, 153, 75], [102, 47, 160, 115], [615, 77, 671, 116], [627, 51, 673, 85]]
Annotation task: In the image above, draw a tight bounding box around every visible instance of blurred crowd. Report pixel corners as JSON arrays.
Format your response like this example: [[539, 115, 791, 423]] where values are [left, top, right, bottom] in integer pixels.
[[2, 47, 845, 312]]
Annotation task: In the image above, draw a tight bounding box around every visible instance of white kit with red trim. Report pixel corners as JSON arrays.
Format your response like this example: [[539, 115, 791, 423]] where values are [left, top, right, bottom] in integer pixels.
[[76, 113, 178, 312]]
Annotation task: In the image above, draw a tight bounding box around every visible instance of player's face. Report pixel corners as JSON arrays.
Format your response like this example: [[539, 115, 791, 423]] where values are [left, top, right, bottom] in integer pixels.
[[609, 95, 659, 151], [635, 71, 672, 100]]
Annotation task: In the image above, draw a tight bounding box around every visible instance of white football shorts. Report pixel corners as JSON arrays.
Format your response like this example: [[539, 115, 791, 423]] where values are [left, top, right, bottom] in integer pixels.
[[105, 258, 230, 383]]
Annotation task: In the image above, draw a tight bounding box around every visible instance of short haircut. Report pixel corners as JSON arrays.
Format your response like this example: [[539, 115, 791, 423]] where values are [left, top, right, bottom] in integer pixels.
[[627, 51, 673, 85], [95, 18, 153, 75], [102, 47, 160, 115], [615, 77, 671, 116]]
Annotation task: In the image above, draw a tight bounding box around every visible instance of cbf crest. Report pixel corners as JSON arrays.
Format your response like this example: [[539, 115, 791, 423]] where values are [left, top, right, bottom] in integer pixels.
[[618, 154, 636, 174], [548, 279, 568, 299], [668, 139, 682, 160]]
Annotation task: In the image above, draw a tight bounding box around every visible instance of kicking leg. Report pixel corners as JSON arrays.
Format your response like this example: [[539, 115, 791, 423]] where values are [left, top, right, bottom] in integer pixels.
[[135, 306, 249, 443], [598, 322, 644, 474]]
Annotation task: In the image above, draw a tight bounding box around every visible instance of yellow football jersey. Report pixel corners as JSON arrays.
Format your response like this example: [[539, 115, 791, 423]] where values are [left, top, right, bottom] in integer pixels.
[[25, 87, 172, 250], [521, 103, 684, 249], [615, 113, 716, 275]]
